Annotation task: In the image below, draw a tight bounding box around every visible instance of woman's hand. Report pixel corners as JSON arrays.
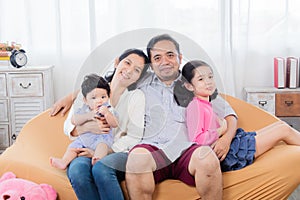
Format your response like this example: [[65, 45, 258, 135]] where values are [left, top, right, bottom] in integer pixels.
[[74, 148, 95, 158], [50, 95, 73, 116], [76, 118, 111, 135]]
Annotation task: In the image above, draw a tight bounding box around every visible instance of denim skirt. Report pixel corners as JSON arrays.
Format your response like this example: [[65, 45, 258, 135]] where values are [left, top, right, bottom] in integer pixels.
[[221, 128, 256, 172]]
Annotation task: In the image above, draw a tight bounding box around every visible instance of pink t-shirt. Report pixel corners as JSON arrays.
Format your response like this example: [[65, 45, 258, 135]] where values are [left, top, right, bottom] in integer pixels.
[[186, 97, 220, 145]]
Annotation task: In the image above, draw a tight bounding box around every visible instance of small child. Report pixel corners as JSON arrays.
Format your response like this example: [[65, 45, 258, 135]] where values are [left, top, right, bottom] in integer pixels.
[[50, 74, 117, 169], [182, 60, 227, 146], [182, 60, 300, 171]]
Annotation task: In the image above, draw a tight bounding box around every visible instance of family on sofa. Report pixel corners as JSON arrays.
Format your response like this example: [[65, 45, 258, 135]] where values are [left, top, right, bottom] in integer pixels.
[[49, 33, 300, 200]]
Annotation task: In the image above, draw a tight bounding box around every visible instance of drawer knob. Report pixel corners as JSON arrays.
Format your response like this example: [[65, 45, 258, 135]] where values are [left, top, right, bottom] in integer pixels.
[[258, 101, 267, 106], [19, 82, 32, 89], [11, 134, 16, 140], [284, 100, 293, 106]]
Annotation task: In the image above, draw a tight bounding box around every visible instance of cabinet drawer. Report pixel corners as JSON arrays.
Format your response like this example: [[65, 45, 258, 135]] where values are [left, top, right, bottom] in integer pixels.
[[276, 93, 300, 116], [246, 93, 275, 115], [0, 124, 9, 150], [0, 74, 7, 97], [10, 98, 44, 141], [280, 117, 300, 131], [0, 99, 8, 122], [8, 74, 43, 97]]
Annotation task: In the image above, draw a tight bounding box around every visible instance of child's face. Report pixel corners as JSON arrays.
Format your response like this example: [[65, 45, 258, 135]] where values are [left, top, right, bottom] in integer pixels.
[[189, 66, 216, 99], [84, 88, 109, 110]]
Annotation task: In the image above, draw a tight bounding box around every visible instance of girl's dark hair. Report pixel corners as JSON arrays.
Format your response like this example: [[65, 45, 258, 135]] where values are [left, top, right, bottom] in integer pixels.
[[104, 48, 149, 90], [146, 34, 180, 58], [182, 60, 211, 83], [173, 77, 194, 107], [81, 74, 110, 98]]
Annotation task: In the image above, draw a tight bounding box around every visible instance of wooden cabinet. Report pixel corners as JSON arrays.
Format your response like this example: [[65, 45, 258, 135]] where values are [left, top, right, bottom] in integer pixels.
[[0, 66, 54, 153], [275, 93, 300, 117], [243, 87, 300, 131]]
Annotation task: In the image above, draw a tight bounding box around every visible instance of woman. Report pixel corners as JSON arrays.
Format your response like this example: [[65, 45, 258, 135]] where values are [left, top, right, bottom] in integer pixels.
[[53, 48, 149, 199]]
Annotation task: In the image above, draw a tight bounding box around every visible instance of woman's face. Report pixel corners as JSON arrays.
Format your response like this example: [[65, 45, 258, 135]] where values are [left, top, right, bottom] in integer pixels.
[[114, 53, 146, 87]]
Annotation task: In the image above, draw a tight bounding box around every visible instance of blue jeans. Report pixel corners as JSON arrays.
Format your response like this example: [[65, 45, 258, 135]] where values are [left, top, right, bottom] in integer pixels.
[[67, 152, 128, 200], [67, 156, 100, 200], [93, 152, 127, 200]]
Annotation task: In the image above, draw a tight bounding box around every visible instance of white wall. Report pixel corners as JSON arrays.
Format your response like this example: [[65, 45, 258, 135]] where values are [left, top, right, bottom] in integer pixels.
[[1, 0, 300, 101]]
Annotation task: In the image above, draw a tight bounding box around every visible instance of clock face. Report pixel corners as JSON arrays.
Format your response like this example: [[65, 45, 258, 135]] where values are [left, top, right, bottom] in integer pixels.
[[15, 52, 27, 66]]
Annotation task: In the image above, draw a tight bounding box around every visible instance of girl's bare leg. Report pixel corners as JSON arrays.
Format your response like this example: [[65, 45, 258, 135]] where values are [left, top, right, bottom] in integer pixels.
[[255, 121, 300, 157]]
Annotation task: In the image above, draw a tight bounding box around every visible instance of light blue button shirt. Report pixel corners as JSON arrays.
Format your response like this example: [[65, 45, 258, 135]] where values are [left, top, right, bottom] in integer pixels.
[[137, 71, 237, 162], [138, 72, 193, 162], [212, 95, 237, 119]]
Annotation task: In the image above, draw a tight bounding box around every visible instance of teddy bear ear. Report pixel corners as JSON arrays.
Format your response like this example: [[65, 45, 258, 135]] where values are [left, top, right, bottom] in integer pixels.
[[40, 184, 57, 200], [0, 172, 16, 182]]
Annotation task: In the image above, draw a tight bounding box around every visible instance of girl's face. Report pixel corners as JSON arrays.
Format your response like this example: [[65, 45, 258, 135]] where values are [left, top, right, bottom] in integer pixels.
[[114, 53, 146, 87], [187, 66, 216, 100], [84, 88, 109, 110]]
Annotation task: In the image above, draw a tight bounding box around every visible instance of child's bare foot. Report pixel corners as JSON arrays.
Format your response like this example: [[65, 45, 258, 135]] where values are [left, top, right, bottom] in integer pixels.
[[50, 157, 68, 170], [92, 157, 101, 165]]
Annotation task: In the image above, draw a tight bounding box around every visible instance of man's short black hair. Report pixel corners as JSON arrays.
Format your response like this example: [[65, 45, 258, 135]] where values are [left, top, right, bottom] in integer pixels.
[[146, 34, 180, 59]]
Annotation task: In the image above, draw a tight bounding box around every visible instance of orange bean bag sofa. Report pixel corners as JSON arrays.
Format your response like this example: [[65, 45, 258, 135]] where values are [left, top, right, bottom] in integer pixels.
[[0, 95, 299, 200]]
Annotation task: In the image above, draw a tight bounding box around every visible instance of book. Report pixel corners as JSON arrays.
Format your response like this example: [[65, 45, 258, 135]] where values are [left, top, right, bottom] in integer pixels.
[[274, 57, 286, 88], [286, 57, 298, 88], [0, 56, 9, 60], [0, 51, 9, 58], [0, 52, 9, 66]]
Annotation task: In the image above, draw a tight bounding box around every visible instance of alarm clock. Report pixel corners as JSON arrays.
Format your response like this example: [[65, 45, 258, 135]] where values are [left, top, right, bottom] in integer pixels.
[[10, 49, 28, 68]]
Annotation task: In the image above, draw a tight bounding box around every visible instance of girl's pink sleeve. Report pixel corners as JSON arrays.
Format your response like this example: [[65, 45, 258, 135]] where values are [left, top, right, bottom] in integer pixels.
[[186, 100, 205, 142], [186, 100, 219, 145]]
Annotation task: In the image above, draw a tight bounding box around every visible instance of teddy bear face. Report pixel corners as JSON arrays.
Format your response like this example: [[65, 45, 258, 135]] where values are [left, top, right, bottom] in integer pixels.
[[0, 172, 57, 200], [1, 180, 52, 199]]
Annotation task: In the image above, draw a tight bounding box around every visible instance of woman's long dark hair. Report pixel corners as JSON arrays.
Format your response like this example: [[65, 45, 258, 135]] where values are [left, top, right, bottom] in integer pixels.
[[104, 48, 149, 90]]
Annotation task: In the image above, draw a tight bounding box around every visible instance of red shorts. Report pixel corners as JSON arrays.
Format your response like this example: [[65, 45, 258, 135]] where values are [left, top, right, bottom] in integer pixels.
[[130, 144, 200, 186]]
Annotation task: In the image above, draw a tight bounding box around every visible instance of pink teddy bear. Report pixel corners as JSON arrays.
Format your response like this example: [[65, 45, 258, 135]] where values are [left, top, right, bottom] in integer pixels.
[[0, 172, 57, 200]]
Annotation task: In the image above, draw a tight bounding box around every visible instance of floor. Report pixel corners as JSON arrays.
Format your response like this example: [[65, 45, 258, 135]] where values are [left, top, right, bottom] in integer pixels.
[[288, 185, 300, 200]]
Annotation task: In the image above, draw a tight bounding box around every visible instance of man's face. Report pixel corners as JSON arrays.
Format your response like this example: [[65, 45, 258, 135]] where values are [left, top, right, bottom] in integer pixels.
[[150, 40, 182, 84]]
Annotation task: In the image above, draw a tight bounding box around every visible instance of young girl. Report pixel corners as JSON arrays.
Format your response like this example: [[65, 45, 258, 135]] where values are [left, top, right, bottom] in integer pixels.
[[182, 60, 300, 171], [50, 74, 117, 169]]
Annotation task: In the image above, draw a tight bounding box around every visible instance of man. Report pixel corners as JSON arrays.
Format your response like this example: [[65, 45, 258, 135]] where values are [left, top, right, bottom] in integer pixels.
[[125, 34, 237, 200]]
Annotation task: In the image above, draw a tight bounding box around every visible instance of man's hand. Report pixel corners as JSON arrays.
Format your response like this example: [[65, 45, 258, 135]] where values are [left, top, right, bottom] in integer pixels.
[[213, 115, 237, 161], [217, 118, 227, 136], [211, 135, 231, 161]]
